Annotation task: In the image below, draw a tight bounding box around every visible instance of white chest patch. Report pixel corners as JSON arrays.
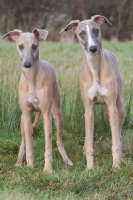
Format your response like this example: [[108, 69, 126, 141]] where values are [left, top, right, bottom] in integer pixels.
[[88, 82, 108, 102], [84, 42, 107, 102], [25, 93, 40, 111]]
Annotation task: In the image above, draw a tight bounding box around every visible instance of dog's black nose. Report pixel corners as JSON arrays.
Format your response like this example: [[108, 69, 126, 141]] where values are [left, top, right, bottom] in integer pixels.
[[89, 46, 97, 53], [24, 62, 32, 68]]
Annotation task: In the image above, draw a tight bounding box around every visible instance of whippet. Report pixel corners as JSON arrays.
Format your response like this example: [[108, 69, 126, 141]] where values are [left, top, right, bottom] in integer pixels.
[[60, 15, 125, 169], [3, 29, 73, 173]]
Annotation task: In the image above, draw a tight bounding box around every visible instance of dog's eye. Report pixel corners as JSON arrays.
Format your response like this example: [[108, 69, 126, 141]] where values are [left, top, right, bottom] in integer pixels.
[[93, 28, 99, 35], [79, 31, 86, 38], [32, 44, 38, 51], [18, 44, 24, 50]]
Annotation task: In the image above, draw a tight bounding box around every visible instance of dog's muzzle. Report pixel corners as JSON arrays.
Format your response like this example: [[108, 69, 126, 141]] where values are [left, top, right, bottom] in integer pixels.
[[89, 45, 97, 53], [24, 61, 32, 68]]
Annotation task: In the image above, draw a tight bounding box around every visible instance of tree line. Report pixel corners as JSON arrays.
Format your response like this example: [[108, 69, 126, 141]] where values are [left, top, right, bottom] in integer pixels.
[[0, 0, 133, 41]]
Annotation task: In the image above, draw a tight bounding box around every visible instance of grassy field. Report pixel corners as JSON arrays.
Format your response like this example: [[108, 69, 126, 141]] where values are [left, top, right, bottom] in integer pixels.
[[0, 39, 133, 200]]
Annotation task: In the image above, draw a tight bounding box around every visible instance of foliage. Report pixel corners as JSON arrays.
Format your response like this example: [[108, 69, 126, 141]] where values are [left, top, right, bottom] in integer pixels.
[[0, 0, 133, 41]]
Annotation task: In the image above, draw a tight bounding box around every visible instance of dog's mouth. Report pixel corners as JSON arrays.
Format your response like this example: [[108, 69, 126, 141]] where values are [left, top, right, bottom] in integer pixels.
[[84, 44, 98, 55], [24, 65, 32, 68], [85, 48, 98, 55], [89, 50, 98, 55], [22, 60, 34, 68], [89, 45, 98, 54], [23, 62, 32, 68]]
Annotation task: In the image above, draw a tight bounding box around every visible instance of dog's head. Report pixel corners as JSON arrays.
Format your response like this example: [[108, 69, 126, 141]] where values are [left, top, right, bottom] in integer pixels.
[[3, 29, 48, 68], [60, 15, 112, 54]]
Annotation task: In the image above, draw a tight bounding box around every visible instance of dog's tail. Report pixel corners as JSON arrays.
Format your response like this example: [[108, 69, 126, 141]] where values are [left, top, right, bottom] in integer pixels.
[[32, 112, 41, 128]]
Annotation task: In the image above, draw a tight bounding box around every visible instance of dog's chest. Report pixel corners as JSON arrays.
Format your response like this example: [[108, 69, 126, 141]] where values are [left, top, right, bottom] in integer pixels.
[[25, 93, 40, 111], [85, 54, 108, 103], [88, 82, 107, 103]]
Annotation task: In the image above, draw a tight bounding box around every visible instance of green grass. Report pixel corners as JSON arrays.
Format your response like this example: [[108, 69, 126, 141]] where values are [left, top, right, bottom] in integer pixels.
[[0, 39, 133, 199]]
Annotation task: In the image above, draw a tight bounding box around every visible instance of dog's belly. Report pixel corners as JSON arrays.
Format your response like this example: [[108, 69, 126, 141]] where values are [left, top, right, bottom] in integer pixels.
[[25, 93, 40, 111], [88, 82, 108, 103]]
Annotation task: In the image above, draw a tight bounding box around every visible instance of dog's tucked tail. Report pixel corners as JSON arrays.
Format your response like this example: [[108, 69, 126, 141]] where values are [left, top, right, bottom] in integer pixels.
[[32, 112, 41, 128]]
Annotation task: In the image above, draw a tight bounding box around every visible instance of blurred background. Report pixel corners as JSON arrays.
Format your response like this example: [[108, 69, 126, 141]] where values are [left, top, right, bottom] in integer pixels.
[[0, 0, 133, 41]]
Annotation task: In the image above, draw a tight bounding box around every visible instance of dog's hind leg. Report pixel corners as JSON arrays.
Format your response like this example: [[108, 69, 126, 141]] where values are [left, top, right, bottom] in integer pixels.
[[52, 89, 73, 166], [104, 104, 109, 123]]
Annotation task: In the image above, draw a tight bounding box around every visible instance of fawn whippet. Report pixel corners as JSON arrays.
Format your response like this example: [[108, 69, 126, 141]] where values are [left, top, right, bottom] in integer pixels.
[[3, 29, 73, 173], [60, 15, 125, 169]]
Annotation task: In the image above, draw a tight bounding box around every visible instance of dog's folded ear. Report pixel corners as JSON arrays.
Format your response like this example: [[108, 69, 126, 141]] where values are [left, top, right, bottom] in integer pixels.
[[3, 29, 22, 40], [32, 29, 48, 41], [91, 15, 112, 26], [60, 20, 80, 34]]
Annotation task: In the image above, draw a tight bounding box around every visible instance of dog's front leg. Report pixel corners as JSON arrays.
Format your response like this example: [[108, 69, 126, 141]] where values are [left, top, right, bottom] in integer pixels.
[[15, 115, 25, 166], [84, 105, 94, 170], [108, 103, 121, 168], [43, 112, 52, 173], [22, 113, 33, 167]]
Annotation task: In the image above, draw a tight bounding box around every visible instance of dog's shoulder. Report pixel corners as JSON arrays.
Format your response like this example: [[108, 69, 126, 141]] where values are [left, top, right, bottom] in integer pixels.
[[40, 60, 55, 73], [40, 60, 57, 83]]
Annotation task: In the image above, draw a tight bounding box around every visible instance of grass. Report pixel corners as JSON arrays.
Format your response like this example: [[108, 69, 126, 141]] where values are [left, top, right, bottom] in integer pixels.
[[0, 39, 133, 199]]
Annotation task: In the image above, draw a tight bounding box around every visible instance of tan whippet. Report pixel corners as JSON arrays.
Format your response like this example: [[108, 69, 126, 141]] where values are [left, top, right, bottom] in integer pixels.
[[3, 29, 73, 173], [60, 15, 125, 170]]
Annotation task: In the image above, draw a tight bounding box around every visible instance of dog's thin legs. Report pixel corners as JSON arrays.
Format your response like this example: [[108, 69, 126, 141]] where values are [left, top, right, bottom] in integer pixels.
[[117, 97, 125, 154], [52, 100, 73, 166], [84, 105, 94, 170], [117, 78, 125, 153], [22, 113, 33, 167], [43, 112, 52, 173], [15, 115, 25, 166], [104, 104, 109, 123], [108, 104, 121, 168]]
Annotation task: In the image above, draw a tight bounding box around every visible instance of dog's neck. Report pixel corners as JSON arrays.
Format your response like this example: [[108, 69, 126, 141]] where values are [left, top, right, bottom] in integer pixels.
[[83, 47, 102, 83], [22, 59, 40, 91]]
